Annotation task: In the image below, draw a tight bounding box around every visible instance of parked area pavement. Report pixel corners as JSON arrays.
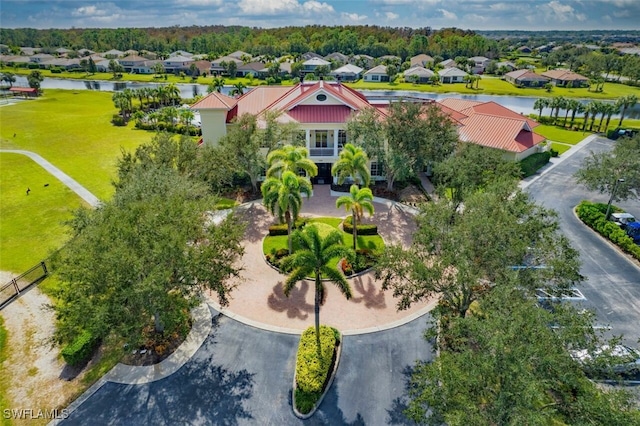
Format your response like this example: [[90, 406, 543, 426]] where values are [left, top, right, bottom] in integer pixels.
[[58, 306, 433, 425], [209, 184, 436, 335]]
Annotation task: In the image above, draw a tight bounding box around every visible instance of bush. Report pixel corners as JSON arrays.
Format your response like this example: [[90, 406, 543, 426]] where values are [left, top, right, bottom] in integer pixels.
[[342, 215, 378, 236], [550, 148, 559, 157], [519, 152, 551, 177], [295, 326, 338, 414], [353, 249, 379, 273], [61, 330, 99, 366], [111, 114, 126, 126], [576, 201, 640, 260], [50, 68, 62, 74], [268, 218, 306, 236]]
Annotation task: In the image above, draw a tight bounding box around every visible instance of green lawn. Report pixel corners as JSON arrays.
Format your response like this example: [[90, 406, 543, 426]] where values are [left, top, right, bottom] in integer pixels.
[[0, 316, 10, 426], [0, 153, 85, 272], [535, 124, 591, 145], [0, 89, 154, 200], [550, 143, 573, 155]]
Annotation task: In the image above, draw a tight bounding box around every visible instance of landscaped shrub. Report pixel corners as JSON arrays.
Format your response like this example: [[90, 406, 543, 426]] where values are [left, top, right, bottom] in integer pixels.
[[353, 249, 379, 273], [576, 201, 640, 260], [550, 148, 559, 157], [342, 215, 378, 236], [268, 218, 306, 236], [111, 114, 126, 126], [50, 68, 62, 74], [295, 326, 338, 414], [61, 330, 99, 366], [519, 151, 551, 177]]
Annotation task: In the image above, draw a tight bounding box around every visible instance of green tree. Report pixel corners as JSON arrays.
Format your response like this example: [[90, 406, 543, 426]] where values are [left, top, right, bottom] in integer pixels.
[[533, 97, 549, 121], [88, 57, 97, 74], [262, 170, 313, 254], [108, 59, 124, 78], [266, 145, 318, 179], [331, 143, 370, 187], [281, 225, 353, 360], [230, 82, 246, 97], [616, 94, 638, 127], [208, 76, 226, 93], [336, 184, 374, 250], [153, 62, 165, 76], [575, 133, 640, 202], [52, 166, 245, 347], [179, 108, 195, 134], [0, 72, 16, 87], [26, 70, 43, 92], [218, 113, 264, 192]]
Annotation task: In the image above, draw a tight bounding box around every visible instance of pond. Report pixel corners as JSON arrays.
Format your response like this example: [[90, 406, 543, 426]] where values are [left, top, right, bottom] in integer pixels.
[[10, 76, 640, 119]]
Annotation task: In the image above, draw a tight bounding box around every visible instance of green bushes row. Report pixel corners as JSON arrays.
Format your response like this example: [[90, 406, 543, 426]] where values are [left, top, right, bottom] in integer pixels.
[[134, 121, 201, 136], [294, 326, 339, 414], [268, 218, 306, 236], [519, 151, 551, 178], [61, 330, 100, 366], [342, 215, 378, 236], [576, 201, 640, 260], [111, 114, 127, 126]]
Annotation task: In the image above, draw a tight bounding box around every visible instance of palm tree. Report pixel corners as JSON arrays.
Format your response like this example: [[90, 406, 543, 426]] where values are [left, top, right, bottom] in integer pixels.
[[165, 83, 180, 106], [179, 108, 195, 134], [266, 145, 318, 179], [563, 99, 580, 128], [161, 106, 178, 125], [331, 143, 370, 187], [588, 101, 603, 132], [582, 102, 594, 132], [262, 170, 313, 254], [549, 96, 566, 124], [617, 94, 638, 127], [281, 225, 353, 360], [1, 72, 16, 87], [336, 184, 375, 250], [569, 102, 585, 130], [230, 82, 246, 97], [208, 77, 226, 93], [533, 98, 549, 121], [601, 103, 618, 133]]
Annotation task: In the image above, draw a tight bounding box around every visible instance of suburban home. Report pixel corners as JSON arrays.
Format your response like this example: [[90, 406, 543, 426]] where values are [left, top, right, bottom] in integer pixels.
[[192, 81, 545, 186], [131, 60, 163, 74], [438, 67, 468, 83], [95, 60, 112, 72], [350, 54, 375, 69], [403, 66, 435, 83], [410, 54, 435, 68], [330, 64, 363, 81], [325, 52, 349, 65], [302, 57, 331, 74], [29, 53, 54, 63], [469, 56, 491, 74], [541, 69, 589, 87], [77, 48, 95, 56], [55, 47, 71, 56], [537, 45, 553, 53], [439, 58, 457, 68], [439, 98, 547, 161], [119, 54, 149, 72], [517, 46, 532, 54], [378, 55, 401, 65], [170, 50, 193, 57], [20, 47, 41, 56], [163, 55, 195, 74], [39, 57, 81, 70], [504, 69, 550, 87], [363, 65, 389, 82], [102, 49, 124, 58], [237, 62, 268, 78], [210, 55, 244, 75], [0, 55, 30, 65], [227, 50, 251, 60], [123, 50, 138, 57], [495, 61, 517, 72], [302, 52, 323, 61]]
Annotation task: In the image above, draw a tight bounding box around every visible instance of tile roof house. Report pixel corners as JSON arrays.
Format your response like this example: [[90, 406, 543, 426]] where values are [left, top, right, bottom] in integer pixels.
[[325, 52, 349, 64], [302, 57, 331, 74], [237, 61, 268, 78], [210, 55, 244, 74], [403, 66, 435, 83], [163, 55, 195, 73], [193, 81, 546, 183], [363, 65, 389, 82], [119, 54, 149, 72], [438, 67, 468, 83], [349, 54, 375, 69], [439, 58, 457, 68], [330, 64, 363, 81], [410, 54, 435, 68], [504, 69, 550, 87], [541, 69, 589, 87], [103, 49, 124, 58]]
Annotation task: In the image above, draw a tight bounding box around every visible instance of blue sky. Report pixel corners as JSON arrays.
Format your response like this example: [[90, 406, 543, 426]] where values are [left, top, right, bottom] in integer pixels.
[[1, 0, 638, 30]]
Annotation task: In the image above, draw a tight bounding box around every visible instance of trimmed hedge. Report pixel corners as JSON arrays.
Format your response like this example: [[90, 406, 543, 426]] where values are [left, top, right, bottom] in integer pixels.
[[576, 201, 640, 260], [61, 330, 99, 366], [342, 215, 378, 236], [268, 218, 306, 236], [294, 326, 339, 414], [519, 152, 551, 178]]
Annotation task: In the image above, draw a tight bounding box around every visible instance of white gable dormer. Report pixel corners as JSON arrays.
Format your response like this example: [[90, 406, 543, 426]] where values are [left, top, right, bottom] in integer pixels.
[[296, 90, 352, 107]]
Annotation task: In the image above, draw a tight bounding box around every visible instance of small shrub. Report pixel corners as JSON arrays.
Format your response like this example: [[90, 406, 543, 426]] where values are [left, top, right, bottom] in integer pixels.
[[50, 68, 62, 74], [295, 326, 338, 414], [61, 330, 99, 366], [111, 114, 126, 126], [343, 215, 378, 236], [353, 248, 379, 273], [550, 148, 559, 157], [268, 218, 306, 236], [519, 152, 551, 177]]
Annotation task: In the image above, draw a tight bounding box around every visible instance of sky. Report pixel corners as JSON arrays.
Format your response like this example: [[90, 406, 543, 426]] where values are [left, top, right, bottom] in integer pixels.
[[0, 0, 638, 31]]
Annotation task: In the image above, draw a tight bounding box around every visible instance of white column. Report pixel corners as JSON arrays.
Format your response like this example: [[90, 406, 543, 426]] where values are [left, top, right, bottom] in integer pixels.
[[305, 129, 311, 151], [333, 130, 338, 157]]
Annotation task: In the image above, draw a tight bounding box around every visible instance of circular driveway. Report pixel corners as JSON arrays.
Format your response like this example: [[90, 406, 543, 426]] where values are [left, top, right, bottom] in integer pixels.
[[207, 185, 435, 334]]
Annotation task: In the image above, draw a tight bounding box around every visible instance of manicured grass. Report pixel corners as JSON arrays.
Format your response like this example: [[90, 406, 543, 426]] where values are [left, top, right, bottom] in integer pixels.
[[0, 316, 10, 426], [214, 197, 238, 210], [550, 143, 573, 155], [0, 153, 84, 273], [535, 124, 591, 145], [0, 89, 155, 200], [346, 77, 640, 100]]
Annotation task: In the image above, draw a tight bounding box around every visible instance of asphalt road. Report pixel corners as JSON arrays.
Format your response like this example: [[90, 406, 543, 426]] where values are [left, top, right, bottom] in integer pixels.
[[526, 136, 640, 345], [60, 307, 432, 425]]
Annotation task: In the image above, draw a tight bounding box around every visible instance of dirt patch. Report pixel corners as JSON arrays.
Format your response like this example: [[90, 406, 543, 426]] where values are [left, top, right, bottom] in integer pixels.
[[0, 272, 85, 425], [120, 323, 191, 366]]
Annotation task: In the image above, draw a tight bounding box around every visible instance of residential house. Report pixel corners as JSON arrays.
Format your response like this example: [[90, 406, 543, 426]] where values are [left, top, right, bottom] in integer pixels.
[[403, 66, 435, 83], [210, 55, 243, 75], [131, 60, 163, 74], [123, 49, 138, 57], [163, 55, 195, 74], [363, 65, 389, 82], [29, 53, 54, 63], [55, 47, 71, 56], [237, 62, 268, 78], [517, 46, 532, 54], [468, 56, 490, 74], [439, 58, 457, 68], [302, 57, 331, 74], [496, 61, 517, 72], [438, 67, 468, 83], [541, 69, 589, 87], [77, 48, 95, 56], [439, 98, 546, 161], [170, 50, 193, 57], [410, 54, 434, 68], [537, 45, 553, 53], [378, 55, 401, 65], [350, 54, 375, 69], [504, 69, 550, 87], [330, 64, 363, 81], [119, 54, 149, 72], [325, 52, 349, 65], [20, 47, 41, 56], [40, 57, 82, 70], [0, 55, 30, 65], [301, 52, 323, 61], [103, 49, 124, 58], [190, 60, 212, 76], [228, 50, 251, 60]]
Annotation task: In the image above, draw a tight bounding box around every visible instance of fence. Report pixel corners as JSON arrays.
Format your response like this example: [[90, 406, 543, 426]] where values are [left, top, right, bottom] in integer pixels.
[[0, 261, 48, 309]]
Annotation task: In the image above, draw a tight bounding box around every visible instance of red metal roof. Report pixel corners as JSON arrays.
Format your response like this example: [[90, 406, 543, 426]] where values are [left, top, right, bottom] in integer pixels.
[[191, 91, 237, 110], [235, 86, 292, 116], [438, 98, 483, 112], [459, 113, 542, 153], [9, 87, 37, 93], [460, 101, 539, 129], [285, 105, 354, 123]]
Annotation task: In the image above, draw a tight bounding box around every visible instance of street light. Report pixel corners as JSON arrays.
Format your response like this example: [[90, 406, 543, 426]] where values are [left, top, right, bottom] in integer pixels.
[[605, 178, 625, 221]]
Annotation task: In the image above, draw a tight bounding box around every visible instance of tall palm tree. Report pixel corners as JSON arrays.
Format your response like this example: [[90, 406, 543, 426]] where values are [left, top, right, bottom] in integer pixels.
[[230, 82, 246, 97], [601, 103, 618, 133], [336, 184, 375, 250], [281, 225, 353, 361], [617, 94, 638, 127], [165, 83, 180, 106], [331, 143, 370, 187], [533, 98, 549, 121], [262, 170, 313, 254], [588, 101, 603, 132], [563, 99, 580, 128], [582, 102, 594, 132], [266, 145, 318, 179], [208, 77, 226, 93], [179, 108, 195, 134], [569, 102, 585, 129], [549, 96, 566, 124]]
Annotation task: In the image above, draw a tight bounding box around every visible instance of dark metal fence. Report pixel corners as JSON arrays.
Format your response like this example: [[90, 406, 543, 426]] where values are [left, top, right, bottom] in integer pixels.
[[0, 261, 48, 309]]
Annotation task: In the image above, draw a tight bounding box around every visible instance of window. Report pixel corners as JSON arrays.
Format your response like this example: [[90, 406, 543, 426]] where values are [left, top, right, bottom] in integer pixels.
[[371, 162, 384, 177], [372, 75, 379, 81], [316, 94, 327, 102], [338, 130, 347, 149], [315, 131, 328, 148]]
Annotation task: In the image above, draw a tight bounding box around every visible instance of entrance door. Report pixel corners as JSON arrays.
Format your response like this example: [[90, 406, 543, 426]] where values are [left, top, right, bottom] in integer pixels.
[[313, 163, 333, 184]]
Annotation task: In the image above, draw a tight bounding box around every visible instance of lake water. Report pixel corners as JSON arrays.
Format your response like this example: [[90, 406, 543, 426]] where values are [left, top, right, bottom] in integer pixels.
[[11, 76, 639, 119]]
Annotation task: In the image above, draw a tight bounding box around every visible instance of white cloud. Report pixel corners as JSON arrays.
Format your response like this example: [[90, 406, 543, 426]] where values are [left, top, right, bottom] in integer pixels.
[[72, 5, 109, 17], [176, 0, 223, 5], [547, 0, 575, 16], [237, 0, 334, 15], [342, 12, 368, 22], [385, 11, 399, 20], [463, 13, 488, 23], [438, 8, 457, 20], [302, 0, 334, 13]]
